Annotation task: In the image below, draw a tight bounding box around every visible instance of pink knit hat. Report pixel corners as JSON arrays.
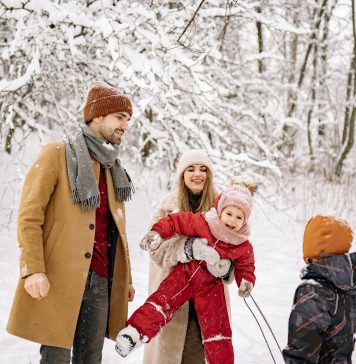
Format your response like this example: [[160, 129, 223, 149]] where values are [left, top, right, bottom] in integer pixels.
[[216, 184, 253, 220]]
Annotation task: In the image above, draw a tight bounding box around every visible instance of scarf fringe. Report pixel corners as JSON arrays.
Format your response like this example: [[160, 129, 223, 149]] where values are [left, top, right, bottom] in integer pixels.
[[81, 195, 100, 211], [71, 189, 81, 204], [72, 188, 100, 211], [116, 182, 135, 202]]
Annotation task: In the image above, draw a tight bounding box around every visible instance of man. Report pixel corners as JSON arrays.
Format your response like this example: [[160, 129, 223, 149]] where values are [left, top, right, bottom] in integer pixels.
[[7, 82, 135, 363]]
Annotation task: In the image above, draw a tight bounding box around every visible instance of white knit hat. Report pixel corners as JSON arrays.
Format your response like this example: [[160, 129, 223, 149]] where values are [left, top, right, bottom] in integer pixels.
[[176, 149, 214, 178]]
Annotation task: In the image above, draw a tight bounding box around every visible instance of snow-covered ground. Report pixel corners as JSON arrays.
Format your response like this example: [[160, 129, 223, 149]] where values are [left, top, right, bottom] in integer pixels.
[[1, 139, 355, 363]]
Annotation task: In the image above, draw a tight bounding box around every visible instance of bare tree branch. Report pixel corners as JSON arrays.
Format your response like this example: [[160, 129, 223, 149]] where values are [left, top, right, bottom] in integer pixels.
[[177, 0, 206, 46]]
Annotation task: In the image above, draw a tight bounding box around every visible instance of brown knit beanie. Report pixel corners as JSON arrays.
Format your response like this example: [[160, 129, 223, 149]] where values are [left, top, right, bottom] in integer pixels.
[[303, 215, 353, 262], [83, 82, 133, 122]]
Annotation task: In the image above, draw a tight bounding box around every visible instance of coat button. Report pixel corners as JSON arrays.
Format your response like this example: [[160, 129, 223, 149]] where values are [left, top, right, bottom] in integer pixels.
[[89, 224, 95, 230], [85, 252, 91, 259]]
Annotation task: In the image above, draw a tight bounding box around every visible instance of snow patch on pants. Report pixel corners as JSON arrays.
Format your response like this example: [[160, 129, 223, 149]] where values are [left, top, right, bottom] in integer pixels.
[[203, 334, 231, 343]]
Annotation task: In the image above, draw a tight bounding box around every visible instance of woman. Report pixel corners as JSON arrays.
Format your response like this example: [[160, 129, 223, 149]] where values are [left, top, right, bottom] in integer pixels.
[[142, 149, 232, 364]]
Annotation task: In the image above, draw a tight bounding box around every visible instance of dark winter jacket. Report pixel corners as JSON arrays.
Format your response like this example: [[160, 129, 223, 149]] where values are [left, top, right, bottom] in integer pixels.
[[283, 253, 356, 363]]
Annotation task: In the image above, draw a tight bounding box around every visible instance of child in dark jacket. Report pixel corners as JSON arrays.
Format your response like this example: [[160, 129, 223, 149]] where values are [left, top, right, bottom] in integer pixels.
[[115, 183, 256, 364], [283, 215, 356, 363]]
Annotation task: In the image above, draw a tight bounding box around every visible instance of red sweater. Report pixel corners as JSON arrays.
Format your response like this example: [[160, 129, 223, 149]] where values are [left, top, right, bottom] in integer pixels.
[[152, 211, 255, 286], [90, 167, 109, 278]]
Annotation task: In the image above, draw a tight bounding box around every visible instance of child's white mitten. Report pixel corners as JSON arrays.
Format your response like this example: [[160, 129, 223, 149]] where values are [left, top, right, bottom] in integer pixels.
[[115, 325, 148, 357], [238, 278, 253, 297], [206, 259, 232, 278], [185, 237, 220, 265]]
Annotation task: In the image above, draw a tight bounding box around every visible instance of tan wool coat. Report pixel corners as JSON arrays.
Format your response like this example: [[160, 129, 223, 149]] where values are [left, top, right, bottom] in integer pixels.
[[6, 141, 132, 349], [143, 190, 231, 364]]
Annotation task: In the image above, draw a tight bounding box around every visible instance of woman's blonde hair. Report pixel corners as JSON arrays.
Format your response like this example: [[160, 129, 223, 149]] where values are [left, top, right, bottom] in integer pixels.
[[178, 168, 217, 212]]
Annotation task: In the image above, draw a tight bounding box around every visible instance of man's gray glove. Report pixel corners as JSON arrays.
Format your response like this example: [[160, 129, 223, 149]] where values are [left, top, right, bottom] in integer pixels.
[[184, 237, 220, 265], [206, 259, 233, 279]]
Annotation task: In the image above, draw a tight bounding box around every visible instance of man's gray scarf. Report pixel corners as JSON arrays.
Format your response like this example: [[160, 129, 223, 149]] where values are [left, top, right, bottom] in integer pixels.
[[64, 123, 134, 210]]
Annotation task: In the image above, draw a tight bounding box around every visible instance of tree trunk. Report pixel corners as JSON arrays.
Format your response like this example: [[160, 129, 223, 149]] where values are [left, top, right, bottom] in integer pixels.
[[287, 0, 328, 118], [256, 5, 265, 74], [287, 0, 301, 112], [334, 0, 356, 176]]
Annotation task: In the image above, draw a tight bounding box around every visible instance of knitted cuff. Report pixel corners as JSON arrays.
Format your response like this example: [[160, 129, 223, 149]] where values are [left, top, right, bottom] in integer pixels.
[[184, 237, 196, 260]]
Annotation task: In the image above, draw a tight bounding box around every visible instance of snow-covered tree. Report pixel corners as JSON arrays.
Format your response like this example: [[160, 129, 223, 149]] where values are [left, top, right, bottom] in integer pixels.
[[0, 0, 354, 184]]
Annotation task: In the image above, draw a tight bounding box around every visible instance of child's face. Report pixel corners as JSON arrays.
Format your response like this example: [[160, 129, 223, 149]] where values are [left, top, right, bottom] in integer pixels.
[[220, 206, 245, 232], [183, 164, 207, 193]]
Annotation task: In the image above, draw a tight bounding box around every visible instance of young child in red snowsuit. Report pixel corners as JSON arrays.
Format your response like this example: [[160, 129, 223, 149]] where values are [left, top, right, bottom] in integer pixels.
[[115, 183, 256, 364]]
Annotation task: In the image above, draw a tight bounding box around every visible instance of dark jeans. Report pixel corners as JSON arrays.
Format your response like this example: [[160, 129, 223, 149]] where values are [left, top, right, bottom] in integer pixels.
[[40, 271, 109, 364]]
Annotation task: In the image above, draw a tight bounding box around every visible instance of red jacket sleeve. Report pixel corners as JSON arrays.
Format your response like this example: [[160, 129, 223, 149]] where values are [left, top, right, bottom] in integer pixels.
[[151, 212, 200, 239], [234, 242, 256, 286]]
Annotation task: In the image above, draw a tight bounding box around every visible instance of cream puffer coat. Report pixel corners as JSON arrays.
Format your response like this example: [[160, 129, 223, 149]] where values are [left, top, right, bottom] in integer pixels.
[[142, 190, 231, 364]]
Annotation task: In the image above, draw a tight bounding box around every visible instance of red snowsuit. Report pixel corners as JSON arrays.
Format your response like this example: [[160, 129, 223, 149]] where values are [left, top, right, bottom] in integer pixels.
[[128, 212, 255, 364]]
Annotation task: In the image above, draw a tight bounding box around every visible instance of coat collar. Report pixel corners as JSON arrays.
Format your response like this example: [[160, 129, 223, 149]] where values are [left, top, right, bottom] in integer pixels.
[[159, 189, 180, 213]]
